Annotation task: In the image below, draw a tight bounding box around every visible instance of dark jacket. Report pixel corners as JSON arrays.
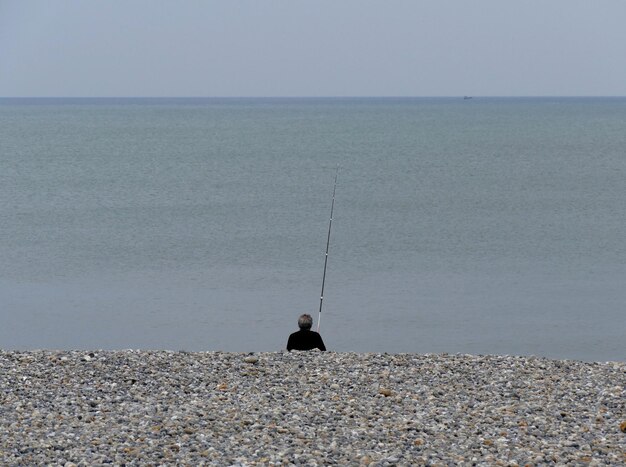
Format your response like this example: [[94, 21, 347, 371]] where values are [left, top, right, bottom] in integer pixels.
[[287, 329, 326, 351]]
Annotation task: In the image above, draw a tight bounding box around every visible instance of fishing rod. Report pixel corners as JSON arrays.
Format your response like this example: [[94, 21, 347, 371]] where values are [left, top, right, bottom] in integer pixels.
[[317, 166, 339, 333]]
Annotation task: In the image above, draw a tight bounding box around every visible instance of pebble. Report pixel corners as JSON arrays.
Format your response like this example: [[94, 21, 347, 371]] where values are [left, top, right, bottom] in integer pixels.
[[0, 350, 624, 465]]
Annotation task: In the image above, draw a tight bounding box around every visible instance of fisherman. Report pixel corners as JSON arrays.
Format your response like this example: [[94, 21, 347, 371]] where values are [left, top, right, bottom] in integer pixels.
[[286, 314, 326, 351]]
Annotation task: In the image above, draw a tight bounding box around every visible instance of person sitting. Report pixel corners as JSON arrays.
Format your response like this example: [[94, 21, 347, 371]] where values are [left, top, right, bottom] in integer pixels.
[[286, 314, 326, 351]]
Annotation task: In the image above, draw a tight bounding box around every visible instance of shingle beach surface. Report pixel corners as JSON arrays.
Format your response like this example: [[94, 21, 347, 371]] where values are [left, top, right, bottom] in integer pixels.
[[1, 350, 624, 466]]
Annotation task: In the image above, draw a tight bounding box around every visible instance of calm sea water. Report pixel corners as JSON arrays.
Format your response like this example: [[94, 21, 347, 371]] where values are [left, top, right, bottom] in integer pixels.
[[1, 97, 624, 361]]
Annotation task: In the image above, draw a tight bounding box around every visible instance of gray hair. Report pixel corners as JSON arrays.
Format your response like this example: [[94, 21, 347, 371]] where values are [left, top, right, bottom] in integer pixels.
[[298, 314, 313, 330]]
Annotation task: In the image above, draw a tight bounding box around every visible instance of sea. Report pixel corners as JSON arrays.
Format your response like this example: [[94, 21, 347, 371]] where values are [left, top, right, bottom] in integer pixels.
[[1, 97, 624, 361]]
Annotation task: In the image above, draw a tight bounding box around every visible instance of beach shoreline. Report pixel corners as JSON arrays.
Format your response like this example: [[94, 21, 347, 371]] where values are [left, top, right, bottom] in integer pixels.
[[1, 350, 624, 465]]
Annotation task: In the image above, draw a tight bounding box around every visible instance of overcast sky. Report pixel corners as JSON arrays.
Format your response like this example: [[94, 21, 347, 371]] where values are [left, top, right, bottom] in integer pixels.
[[1, 0, 625, 97]]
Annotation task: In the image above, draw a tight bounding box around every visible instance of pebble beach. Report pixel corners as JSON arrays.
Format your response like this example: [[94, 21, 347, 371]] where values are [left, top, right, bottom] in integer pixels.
[[1, 350, 624, 466]]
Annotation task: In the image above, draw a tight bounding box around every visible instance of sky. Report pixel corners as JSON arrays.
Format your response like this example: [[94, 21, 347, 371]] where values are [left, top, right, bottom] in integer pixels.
[[1, 0, 626, 97]]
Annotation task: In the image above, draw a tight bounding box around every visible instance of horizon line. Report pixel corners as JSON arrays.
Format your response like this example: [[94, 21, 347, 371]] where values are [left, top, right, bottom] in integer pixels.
[[2, 95, 625, 100]]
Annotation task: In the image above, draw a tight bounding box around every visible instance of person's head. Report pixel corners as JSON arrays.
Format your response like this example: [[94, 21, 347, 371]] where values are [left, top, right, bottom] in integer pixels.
[[298, 314, 313, 330]]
